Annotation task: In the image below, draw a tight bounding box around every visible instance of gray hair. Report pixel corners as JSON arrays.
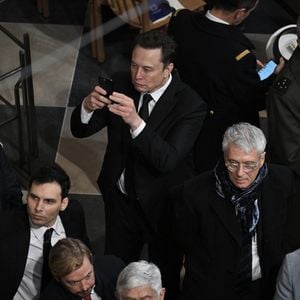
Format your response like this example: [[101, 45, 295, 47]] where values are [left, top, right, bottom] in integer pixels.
[[116, 260, 162, 297], [222, 122, 266, 155]]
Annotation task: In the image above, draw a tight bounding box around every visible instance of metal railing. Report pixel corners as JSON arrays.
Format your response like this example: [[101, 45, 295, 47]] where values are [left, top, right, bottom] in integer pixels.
[[0, 24, 38, 185]]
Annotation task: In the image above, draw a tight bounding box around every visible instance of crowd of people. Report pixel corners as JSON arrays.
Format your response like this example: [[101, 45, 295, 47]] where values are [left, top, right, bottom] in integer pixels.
[[1, 0, 300, 299]]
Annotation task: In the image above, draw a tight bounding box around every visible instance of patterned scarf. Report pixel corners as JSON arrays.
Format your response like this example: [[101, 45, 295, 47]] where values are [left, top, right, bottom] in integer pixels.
[[214, 158, 268, 234]]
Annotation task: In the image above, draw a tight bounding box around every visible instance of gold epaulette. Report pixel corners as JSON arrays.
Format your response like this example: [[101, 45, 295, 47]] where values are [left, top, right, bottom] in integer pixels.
[[235, 49, 250, 61]]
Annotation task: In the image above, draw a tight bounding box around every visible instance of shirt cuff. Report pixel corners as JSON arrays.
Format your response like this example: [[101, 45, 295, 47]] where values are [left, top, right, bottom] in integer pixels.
[[131, 120, 146, 138], [80, 99, 94, 124]]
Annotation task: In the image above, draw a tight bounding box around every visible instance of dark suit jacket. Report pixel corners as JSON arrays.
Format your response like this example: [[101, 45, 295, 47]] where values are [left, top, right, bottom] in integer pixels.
[[267, 48, 300, 176], [168, 10, 274, 172], [0, 200, 90, 300], [173, 164, 299, 300], [0, 145, 23, 210], [71, 71, 207, 231], [40, 255, 125, 300]]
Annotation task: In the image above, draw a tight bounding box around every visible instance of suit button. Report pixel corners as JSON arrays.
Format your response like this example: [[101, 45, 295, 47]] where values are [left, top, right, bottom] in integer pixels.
[[209, 110, 214, 115]]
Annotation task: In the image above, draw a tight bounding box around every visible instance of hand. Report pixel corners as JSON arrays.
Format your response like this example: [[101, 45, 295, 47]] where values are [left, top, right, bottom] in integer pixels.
[[83, 86, 113, 113], [256, 59, 265, 68], [108, 92, 143, 130], [274, 57, 285, 74]]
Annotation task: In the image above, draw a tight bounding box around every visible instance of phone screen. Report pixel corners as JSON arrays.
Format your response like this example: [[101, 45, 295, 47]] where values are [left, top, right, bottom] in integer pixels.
[[258, 60, 277, 81]]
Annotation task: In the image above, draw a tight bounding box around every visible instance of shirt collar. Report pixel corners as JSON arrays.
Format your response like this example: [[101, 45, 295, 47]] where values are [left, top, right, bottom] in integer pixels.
[[143, 73, 172, 103], [205, 10, 230, 25], [29, 215, 63, 241]]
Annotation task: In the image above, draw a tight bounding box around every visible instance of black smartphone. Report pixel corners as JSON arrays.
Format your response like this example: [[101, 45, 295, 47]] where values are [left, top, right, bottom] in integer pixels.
[[98, 76, 114, 97]]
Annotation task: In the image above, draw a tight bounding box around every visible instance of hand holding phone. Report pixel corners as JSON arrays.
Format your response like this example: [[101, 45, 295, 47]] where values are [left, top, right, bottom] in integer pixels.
[[258, 60, 277, 80], [98, 76, 114, 97]]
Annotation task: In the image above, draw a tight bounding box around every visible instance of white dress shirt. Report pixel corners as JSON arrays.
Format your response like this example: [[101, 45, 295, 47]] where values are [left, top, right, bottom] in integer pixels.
[[13, 216, 66, 300]]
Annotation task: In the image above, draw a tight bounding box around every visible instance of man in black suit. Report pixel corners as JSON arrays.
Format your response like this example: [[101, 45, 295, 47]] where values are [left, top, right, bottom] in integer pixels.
[[71, 30, 207, 299], [0, 143, 23, 210], [173, 123, 299, 299], [40, 238, 125, 300], [168, 0, 285, 173], [0, 164, 90, 300]]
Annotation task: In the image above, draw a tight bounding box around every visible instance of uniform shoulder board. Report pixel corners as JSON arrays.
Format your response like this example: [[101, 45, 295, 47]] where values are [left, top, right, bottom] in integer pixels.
[[235, 49, 250, 61]]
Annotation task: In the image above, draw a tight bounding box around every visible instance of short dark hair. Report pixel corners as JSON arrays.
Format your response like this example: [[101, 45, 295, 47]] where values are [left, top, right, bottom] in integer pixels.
[[211, 0, 258, 11], [29, 163, 71, 199], [133, 30, 176, 67]]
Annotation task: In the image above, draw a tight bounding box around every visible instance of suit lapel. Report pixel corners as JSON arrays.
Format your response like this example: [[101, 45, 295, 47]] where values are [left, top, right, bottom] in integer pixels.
[[146, 73, 183, 129], [210, 196, 241, 245]]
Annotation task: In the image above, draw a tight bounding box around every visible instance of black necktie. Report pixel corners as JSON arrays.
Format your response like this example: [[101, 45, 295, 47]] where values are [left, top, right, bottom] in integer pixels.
[[139, 93, 152, 121], [41, 228, 54, 291]]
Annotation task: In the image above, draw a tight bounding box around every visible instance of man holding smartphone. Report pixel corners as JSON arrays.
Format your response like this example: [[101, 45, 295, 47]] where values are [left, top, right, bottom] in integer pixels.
[[71, 30, 207, 300], [168, 0, 285, 174]]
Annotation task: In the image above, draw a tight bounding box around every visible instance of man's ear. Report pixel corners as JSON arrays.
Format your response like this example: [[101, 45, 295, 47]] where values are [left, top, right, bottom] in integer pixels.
[[259, 152, 266, 167], [164, 63, 174, 78], [160, 288, 166, 300], [60, 197, 69, 211], [232, 8, 247, 23]]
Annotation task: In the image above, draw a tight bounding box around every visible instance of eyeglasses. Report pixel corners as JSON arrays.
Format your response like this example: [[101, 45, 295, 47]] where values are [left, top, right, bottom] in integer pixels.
[[225, 159, 260, 173]]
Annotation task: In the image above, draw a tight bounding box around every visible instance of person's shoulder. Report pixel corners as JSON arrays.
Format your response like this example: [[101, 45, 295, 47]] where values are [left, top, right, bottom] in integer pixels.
[[60, 199, 84, 219], [94, 255, 125, 272], [171, 8, 202, 21], [171, 71, 206, 104], [39, 279, 68, 299], [268, 163, 294, 179]]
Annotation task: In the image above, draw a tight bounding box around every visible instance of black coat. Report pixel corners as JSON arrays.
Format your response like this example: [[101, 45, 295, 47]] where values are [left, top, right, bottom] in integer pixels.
[[71, 71, 207, 231], [168, 10, 273, 172], [40, 255, 125, 300], [0, 200, 90, 300], [173, 164, 298, 300]]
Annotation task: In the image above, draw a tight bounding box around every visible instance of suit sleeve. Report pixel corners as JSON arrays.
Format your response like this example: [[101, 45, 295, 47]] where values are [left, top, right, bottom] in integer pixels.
[[273, 255, 293, 300], [70, 101, 109, 138]]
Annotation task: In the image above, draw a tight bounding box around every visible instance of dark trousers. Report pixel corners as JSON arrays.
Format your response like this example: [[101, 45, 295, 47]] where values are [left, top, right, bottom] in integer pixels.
[[103, 187, 182, 300]]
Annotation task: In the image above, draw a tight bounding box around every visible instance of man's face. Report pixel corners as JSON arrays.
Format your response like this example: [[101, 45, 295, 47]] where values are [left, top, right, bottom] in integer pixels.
[[131, 45, 173, 93], [27, 182, 68, 227], [119, 285, 165, 300], [61, 255, 95, 298], [224, 144, 265, 189]]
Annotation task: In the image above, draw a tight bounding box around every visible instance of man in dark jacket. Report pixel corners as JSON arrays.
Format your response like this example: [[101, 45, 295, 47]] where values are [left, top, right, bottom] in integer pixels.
[[40, 238, 125, 300], [173, 123, 299, 299], [71, 30, 207, 299], [0, 164, 90, 300], [168, 0, 284, 173]]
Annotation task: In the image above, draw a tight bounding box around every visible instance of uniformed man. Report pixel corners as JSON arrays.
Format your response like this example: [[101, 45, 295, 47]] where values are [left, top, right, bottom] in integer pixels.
[[168, 0, 284, 173]]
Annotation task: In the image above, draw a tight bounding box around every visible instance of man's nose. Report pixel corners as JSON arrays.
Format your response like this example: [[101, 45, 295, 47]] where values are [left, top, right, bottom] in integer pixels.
[[236, 164, 245, 176], [35, 200, 43, 211]]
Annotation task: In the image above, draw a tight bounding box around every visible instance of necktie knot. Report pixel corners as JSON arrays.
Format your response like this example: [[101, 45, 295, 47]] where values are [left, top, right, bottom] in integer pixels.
[[43, 228, 54, 245], [83, 294, 92, 300], [139, 93, 152, 120]]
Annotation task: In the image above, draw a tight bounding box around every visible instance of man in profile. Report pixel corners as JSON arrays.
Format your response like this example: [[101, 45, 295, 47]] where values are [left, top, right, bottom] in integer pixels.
[[168, 0, 284, 173], [40, 238, 125, 300]]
